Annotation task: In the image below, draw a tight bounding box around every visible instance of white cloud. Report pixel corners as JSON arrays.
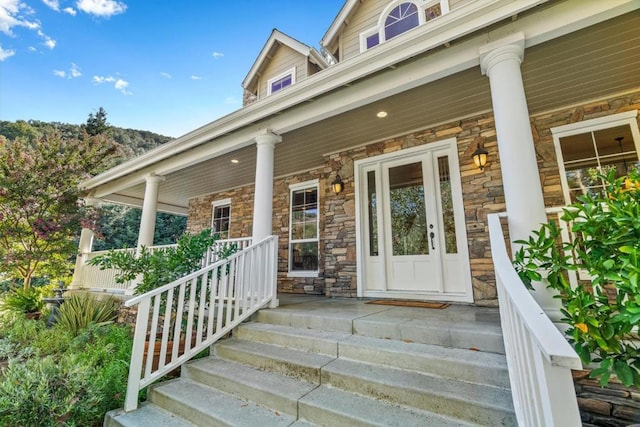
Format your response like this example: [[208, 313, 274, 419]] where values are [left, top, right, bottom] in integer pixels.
[[28, 46, 36, 51], [42, 0, 60, 11], [160, 72, 171, 79], [224, 97, 238, 105], [43, 36, 55, 48], [54, 63, 81, 79], [114, 78, 130, 94], [63, 7, 76, 15], [92, 75, 116, 84], [94, 74, 131, 95], [212, 51, 224, 59], [70, 62, 81, 77], [0, 0, 41, 36], [76, 0, 126, 17], [0, 43, 15, 61], [191, 75, 202, 80]]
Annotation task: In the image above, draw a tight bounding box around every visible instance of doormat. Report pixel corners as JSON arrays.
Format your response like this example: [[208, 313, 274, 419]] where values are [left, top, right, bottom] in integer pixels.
[[366, 300, 450, 309]]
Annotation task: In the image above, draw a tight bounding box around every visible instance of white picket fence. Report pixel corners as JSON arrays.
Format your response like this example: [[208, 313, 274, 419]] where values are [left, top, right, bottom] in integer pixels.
[[488, 213, 582, 426], [122, 235, 278, 412]]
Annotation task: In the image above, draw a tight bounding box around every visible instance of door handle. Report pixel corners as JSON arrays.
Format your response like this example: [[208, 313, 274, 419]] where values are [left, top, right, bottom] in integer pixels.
[[429, 231, 435, 250]]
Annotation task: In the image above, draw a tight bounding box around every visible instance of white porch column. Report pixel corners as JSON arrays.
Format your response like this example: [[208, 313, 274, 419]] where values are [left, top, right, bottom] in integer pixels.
[[71, 197, 100, 288], [137, 174, 165, 253], [251, 132, 281, 242], [480, 33, 560, 319]]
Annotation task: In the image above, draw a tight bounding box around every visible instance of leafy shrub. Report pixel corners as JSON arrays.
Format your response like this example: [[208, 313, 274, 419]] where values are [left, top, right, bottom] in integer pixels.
[[0, 287, 44, 314], [514, 168, 640, 387], [55, 292, 120, 336], [0, 321, 133, 426], [89, 229, 219, 295]]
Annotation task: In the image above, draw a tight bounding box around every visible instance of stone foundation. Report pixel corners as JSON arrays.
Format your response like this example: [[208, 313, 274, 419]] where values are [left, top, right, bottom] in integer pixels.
[[574, 370, 640, 426]]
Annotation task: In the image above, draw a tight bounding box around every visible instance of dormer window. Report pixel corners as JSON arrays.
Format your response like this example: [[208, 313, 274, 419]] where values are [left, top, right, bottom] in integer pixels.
[[360, 0, 449, 52], [385, 3, 419, 41], [267, 67, 296, 95]]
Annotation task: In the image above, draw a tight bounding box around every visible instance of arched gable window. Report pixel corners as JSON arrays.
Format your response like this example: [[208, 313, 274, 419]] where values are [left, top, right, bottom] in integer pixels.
[[384, 3, 419, 40], [360, 0, 449, 52]]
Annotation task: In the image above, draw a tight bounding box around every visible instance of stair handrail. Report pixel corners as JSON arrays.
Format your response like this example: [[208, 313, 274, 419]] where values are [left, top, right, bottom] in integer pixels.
[[488, 213, 581, 427], [122, 235, 278, 412]]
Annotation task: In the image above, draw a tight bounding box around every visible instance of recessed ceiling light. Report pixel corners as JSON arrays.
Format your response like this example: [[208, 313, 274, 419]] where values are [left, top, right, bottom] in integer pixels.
[[231, 159, 239, 164], [377, 111, 388, 118]]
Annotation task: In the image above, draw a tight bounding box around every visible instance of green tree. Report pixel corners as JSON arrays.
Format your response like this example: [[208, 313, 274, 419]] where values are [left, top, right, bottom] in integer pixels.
[[92, 205, 186, 251], [83, 107, 111, 136], [0, 132, 121, 289]]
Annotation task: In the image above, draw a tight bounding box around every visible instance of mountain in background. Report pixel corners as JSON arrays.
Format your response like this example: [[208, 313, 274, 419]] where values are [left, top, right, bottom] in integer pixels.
[[0, 119, 172, 158]]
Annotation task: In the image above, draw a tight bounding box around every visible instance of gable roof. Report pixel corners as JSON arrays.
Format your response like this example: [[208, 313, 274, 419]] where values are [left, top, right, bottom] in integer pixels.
[[320, 0, 360, 50], [242, 29, 329, 91]]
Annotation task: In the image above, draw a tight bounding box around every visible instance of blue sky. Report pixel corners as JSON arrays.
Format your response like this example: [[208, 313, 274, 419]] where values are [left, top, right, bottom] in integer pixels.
[[0, 1, 344, 137]]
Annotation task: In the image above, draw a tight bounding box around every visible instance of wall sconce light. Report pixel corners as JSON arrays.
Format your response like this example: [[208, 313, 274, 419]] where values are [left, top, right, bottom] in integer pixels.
[[331, 174, 344, 194], [472, 143, 489, 171]]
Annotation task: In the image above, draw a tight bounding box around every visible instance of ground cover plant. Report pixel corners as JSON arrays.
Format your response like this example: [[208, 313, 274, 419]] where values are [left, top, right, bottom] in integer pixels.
[[0, 302, 135, 426], [514, 168, 640, 387]]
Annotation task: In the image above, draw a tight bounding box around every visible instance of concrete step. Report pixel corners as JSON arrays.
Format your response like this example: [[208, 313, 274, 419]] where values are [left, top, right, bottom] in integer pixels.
[[353, 313, 505, 354], [183, 357, 317, 417], [147, 378, 297, 426], [183, 355, 475, 426], [298, 385, 474, 427], [235, 321, 351, 356], [321, 358, 516, 426], [235, 321, 509, 388], [339, 334, 510, 389], [255, 308, 354, 333], [105, 403, 196, 427], [255, 302, 505, 353], [214, 337, 335, 383]]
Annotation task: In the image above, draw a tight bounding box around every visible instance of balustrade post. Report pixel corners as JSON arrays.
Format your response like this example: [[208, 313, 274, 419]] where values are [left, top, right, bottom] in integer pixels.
[[70, 197, 100, 289], [124, 298, 150, 412]]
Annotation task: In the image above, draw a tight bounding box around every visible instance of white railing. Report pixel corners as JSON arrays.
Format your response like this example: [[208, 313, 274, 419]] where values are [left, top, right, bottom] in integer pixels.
[[488, 213, 582, 427], [207, 237, 253, 265], [76, 248, 138, 292], [123, 235, 278, 412], [73, 238, 253, 293]]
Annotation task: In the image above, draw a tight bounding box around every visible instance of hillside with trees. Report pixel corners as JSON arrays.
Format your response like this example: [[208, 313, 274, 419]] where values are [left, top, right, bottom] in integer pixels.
[[0, 109, 186, 288]]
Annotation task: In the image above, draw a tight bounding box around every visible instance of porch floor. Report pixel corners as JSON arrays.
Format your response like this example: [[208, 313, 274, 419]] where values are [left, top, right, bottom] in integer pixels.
[[267, 294, 505, 354]]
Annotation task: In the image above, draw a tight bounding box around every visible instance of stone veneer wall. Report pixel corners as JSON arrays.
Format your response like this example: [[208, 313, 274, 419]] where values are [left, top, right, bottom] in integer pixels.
[[323, 112, 504, 304], [186, 89, 640, 303], [531, 90, 640, 210], [573, 370, 640, 426]]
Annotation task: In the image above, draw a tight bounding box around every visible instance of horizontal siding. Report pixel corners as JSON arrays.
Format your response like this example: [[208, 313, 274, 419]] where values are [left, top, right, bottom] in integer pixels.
[[258, 45, 308, 99], [341, 0, 388, 60]]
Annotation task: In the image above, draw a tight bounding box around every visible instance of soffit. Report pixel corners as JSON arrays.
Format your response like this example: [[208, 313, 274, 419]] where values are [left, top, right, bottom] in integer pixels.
[[104, 10, 640, 211]]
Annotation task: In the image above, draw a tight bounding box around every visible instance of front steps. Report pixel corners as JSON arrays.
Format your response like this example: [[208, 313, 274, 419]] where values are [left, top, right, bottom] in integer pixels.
[[106, 302, 516, 426]]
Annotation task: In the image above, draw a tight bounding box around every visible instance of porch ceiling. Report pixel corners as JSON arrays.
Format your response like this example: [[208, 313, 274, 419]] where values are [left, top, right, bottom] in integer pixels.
[[107, 10, 640, 214]]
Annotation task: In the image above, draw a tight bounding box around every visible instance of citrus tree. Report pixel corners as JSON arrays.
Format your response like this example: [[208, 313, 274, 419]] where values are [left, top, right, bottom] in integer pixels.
[[514, 168, 640, 387]]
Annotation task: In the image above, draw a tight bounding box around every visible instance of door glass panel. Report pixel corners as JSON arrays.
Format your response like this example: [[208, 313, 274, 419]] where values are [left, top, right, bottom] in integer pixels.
[[388, 162, 428, 256], [437, 156, 457, 254], [367, 171, 379, 256]]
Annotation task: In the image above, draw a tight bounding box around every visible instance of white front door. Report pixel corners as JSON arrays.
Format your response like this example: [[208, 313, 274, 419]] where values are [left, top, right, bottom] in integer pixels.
[[356, 139, 473, 302]]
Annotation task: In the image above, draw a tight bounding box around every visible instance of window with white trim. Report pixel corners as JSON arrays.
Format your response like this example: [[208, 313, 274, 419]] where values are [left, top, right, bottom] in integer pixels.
[[211, 199, 231, 239], [552, 111, 640, 204], [267, 67, 296, 95], [288, 180, 319, 275], [359, 0, 448, 52]]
